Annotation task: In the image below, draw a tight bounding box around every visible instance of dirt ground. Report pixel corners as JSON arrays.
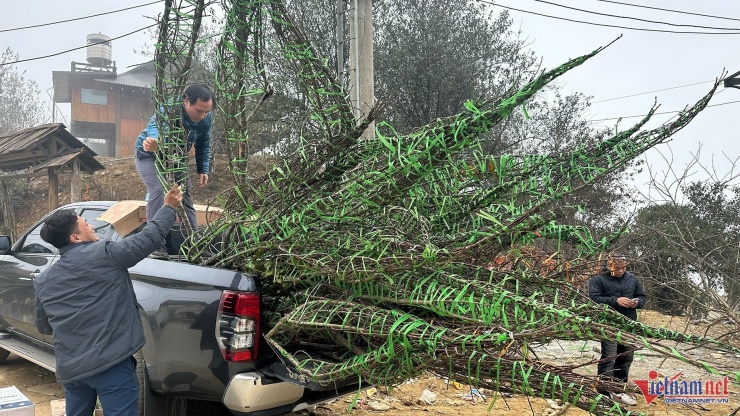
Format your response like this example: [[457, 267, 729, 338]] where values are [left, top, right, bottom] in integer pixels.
[[2, 310, 737, 416], [2, 157, 738, 415]]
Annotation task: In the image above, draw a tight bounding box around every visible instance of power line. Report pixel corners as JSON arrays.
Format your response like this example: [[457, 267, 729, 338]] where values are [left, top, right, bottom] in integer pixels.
[[590, 0, 740, 23], [475, 0, 740, 35], [0, 1, 162, 33], [588, 99, 740, 122], [533, 0, 740, 31], [591, 80, 715, 104], [0, 24, 159, 66]]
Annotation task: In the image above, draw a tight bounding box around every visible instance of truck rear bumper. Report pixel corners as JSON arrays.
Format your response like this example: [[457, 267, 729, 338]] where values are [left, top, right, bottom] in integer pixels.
[[222, 372, 308, 416]]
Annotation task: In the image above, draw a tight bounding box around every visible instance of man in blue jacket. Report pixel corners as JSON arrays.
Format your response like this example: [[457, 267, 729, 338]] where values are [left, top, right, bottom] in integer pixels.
[[588, 253, 645, 406], [34, 185, 182, 416], [134, 83, 213, 256]]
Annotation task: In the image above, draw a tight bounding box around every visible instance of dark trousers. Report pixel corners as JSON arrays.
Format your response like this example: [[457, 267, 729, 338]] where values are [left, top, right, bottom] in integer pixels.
[[598, 340, 634, 392], [64, 357, 138, 416], [134, 150, 197, 228]]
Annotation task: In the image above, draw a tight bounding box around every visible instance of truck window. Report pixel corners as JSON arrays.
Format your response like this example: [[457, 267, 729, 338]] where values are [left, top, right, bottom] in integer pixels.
[[19, 223, 56, 254], [79, 209, 112, 240]]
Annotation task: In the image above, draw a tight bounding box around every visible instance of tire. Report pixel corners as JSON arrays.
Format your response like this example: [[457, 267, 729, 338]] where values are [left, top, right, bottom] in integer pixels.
[[134, 351, 147, 416], [134, 351, 189, 416], [0, 348, 9, 362]]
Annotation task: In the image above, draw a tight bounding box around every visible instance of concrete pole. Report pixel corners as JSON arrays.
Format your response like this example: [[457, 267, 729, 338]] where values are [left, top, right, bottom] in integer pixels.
[[349, 0, 375, 139], [337, 0, 345, 81]]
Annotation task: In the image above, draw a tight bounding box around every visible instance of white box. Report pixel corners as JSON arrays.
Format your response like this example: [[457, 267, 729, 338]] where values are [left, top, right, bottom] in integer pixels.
[[50, 399, 102, 416], [0, 386, 34, 416], [50, 399, 64, 416]]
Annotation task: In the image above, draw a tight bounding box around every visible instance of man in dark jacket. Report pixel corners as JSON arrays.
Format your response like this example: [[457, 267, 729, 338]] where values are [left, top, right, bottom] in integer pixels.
[[34, 185, 182, 416], [588, 254, 645, 406]]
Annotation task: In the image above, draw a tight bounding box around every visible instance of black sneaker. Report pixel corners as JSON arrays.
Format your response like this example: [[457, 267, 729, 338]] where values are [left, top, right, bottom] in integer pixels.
[[149, 250, 170, 260]]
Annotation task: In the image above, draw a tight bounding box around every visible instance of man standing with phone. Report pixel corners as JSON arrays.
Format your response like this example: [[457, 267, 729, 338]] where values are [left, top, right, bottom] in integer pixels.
[[588, 253, 645, 406]]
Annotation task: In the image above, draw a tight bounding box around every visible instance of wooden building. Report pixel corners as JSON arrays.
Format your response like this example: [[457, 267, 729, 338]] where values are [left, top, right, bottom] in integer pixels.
[[52, 37, 154, 158]]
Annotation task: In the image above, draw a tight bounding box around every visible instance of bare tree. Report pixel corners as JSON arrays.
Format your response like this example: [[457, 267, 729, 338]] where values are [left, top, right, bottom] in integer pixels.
[[0, 48, 49, 239], [0, 48, 48, 134], [627, 148, 740, 342]]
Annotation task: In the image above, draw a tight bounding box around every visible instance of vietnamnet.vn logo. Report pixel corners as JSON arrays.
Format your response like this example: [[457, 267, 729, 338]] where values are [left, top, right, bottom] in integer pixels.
[[633, 370, 730, 405]]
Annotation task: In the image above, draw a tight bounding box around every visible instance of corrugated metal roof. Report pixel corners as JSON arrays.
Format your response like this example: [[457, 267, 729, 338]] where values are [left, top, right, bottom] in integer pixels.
[[95, 61, 154, 89]]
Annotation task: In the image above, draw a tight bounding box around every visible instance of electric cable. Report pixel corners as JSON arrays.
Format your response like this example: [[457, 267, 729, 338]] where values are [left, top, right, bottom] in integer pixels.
[[533, 0, 740, 31], [592, 80, 715, 103], [590, 0, 740, 23], [0, 1, 162, 33], [0, 24, 158, 66], [475, 0, 740, 35], [588, 99, 740, 122]]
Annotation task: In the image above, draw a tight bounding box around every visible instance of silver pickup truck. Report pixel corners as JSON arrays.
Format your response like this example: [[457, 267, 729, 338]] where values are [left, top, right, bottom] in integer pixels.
[[0, 200, 357, 416]]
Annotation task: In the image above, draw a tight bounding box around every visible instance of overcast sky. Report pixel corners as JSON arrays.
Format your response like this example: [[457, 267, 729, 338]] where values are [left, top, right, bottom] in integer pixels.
[[1, 0, 162, 122], [2, 1, 740, 198], [498, 1, 740, 198]]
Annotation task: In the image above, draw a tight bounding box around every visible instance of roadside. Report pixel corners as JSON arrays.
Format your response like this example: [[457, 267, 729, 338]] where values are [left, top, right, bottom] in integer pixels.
[[2, 311, 737, 416], [2, 156, 738, 415]]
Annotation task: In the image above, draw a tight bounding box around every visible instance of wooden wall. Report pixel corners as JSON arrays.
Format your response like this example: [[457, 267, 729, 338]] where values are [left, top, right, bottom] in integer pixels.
[[118, 118, 147, 157], [117, 96, 152, 157], [71, 88, 117, 123], [70, 86, 153, 157]]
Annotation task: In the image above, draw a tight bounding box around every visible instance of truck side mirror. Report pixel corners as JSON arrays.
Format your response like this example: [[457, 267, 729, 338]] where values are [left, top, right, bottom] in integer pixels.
[[0, 235, 11, 254]]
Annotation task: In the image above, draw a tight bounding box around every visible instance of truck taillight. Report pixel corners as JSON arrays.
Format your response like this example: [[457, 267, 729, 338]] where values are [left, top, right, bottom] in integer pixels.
[[217, 291, 260, 362]]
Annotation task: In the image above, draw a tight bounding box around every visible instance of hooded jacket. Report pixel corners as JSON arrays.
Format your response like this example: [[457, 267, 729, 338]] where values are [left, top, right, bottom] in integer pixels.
[[34, 205, 176, 383]]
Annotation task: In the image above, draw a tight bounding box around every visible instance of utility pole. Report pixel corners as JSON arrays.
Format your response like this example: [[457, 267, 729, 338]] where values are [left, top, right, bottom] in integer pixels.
[[347, 0, 374, 139], [337, 0, 345, 83]]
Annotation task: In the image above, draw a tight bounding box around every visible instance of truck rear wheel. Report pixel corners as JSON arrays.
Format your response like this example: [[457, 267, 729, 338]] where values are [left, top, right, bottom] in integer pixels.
[[134, 351, 187, 416]]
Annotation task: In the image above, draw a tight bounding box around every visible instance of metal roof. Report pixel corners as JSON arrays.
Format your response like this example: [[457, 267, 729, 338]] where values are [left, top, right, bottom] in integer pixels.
[[94, 61, 155, 89], [52, 61, 153, 102]]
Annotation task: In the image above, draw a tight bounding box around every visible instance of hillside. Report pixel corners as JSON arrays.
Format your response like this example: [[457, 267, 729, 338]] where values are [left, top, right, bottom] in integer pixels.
[[10, 153, 275, 235]]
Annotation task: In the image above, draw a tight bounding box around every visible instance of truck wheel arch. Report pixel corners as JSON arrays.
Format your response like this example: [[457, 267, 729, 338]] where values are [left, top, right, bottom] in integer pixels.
[[135, 350, 183, 416]]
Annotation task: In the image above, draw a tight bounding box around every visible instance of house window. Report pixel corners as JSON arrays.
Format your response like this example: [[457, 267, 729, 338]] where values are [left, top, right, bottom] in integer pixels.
[[81, 88, 108, 105]]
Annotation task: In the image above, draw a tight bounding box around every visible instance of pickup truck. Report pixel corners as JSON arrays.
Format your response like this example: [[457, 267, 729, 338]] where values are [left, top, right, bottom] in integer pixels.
[[0, 200, 358, 416]]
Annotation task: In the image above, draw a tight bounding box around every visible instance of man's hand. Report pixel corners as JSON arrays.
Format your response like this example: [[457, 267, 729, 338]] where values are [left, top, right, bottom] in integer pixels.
[[617, 297, 638, 308], [163, 184, 183, 208], [199, 173, 208, 187], [143, 137, 158, 152]]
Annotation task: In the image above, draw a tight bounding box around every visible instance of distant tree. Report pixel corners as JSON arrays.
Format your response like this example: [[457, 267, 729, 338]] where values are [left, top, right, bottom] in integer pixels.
[[629, 203, 709, 317], [0, 48, 48, 134], [682, 181, 740, 306], [373, 0, 537, 134], [0, 48, 48, 239], [627, 157, 740, 328], [516, 91, 641, 234]]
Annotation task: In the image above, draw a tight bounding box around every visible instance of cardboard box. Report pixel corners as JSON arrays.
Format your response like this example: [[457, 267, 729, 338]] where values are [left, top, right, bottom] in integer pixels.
[[50, 399, 65, 416], [96, 200, 223, 237], [51, 399, 103, 416], [0, 386, 34, 416]]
